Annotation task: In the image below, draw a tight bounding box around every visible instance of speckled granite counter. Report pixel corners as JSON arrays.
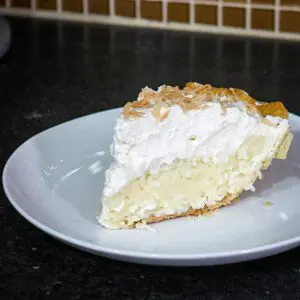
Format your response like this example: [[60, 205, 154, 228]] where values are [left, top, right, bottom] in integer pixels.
[[1, 17, 300, 300]]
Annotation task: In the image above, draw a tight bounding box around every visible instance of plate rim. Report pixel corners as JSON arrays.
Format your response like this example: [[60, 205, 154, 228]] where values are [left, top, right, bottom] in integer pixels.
[[2, 109, 300, 263]]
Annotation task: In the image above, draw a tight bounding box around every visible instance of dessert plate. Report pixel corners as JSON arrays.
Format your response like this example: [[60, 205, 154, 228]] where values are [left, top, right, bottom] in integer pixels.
[[3, 108, 300, 266]]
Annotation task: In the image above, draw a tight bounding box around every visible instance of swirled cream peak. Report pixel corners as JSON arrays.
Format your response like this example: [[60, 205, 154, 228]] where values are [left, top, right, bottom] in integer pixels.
[[102, 83, 290, 198]]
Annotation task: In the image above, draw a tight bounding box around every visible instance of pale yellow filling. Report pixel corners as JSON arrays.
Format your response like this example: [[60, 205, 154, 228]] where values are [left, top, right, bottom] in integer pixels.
[[100, 132, 292, 229]]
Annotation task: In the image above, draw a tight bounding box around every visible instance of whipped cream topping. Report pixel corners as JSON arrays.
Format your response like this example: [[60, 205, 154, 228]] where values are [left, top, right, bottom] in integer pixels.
[[103, 100, 289, 198]]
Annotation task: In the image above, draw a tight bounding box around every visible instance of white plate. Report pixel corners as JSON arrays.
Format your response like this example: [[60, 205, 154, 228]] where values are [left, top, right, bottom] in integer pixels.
[[3, 109, 300, 266]]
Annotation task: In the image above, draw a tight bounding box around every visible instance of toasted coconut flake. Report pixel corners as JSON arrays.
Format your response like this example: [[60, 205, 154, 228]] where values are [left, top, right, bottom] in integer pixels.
[[160, 109, 170, 121], [123, 102, 144, 119], [123, 102, 132, 119], [122, 82, 289, 120], [130, 110, 144, 118], [190, 101, 205, 110], [138, 87, 160, 102], [183, 97, 193, 103], [233, 88, 257, 106], [152, 104, 162, 121], [245, 102, 259, 115], [258, 101, 288, 119], [131, 98, 151, 108], [178, 101, 188, 112], [185, 82, 197, 88], [229, 88, 238, 100]]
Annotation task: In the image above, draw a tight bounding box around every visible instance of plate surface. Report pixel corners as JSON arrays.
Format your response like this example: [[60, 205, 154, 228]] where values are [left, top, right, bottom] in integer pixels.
[[3, 109, 300, 266]]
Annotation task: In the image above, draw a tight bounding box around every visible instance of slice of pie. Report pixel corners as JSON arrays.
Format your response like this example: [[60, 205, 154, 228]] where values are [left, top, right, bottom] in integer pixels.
[[98, 83, 293, 229]]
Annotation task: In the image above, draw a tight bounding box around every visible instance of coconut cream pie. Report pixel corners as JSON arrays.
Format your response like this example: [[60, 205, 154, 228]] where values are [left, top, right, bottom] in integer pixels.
[[98, 83, 293, 229]]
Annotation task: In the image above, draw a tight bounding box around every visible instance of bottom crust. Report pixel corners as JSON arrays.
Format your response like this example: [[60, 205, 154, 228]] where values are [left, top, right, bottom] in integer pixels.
[[144, 194, 239, 225]]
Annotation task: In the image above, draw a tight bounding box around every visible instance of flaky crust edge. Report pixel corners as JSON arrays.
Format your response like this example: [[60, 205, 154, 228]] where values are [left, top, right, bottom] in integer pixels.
[[145, 194, 239, 225]]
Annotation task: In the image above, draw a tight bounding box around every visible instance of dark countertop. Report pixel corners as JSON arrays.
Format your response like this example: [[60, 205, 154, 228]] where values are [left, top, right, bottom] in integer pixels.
[[1, 17, 300, 299]]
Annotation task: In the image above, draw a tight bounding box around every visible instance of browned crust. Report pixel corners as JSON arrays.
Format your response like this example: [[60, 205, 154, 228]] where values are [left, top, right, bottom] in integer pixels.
[[258, 101, 289, 119], [123, 83, 289, 120], [143, 194, 239, 225]]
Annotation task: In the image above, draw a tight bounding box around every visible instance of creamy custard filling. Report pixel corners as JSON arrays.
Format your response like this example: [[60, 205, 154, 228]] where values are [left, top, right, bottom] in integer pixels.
[[99, 132, 291, 229]]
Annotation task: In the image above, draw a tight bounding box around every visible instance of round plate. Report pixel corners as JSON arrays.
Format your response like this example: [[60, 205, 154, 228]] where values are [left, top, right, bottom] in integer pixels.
[[3, 109, 300, 266]]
